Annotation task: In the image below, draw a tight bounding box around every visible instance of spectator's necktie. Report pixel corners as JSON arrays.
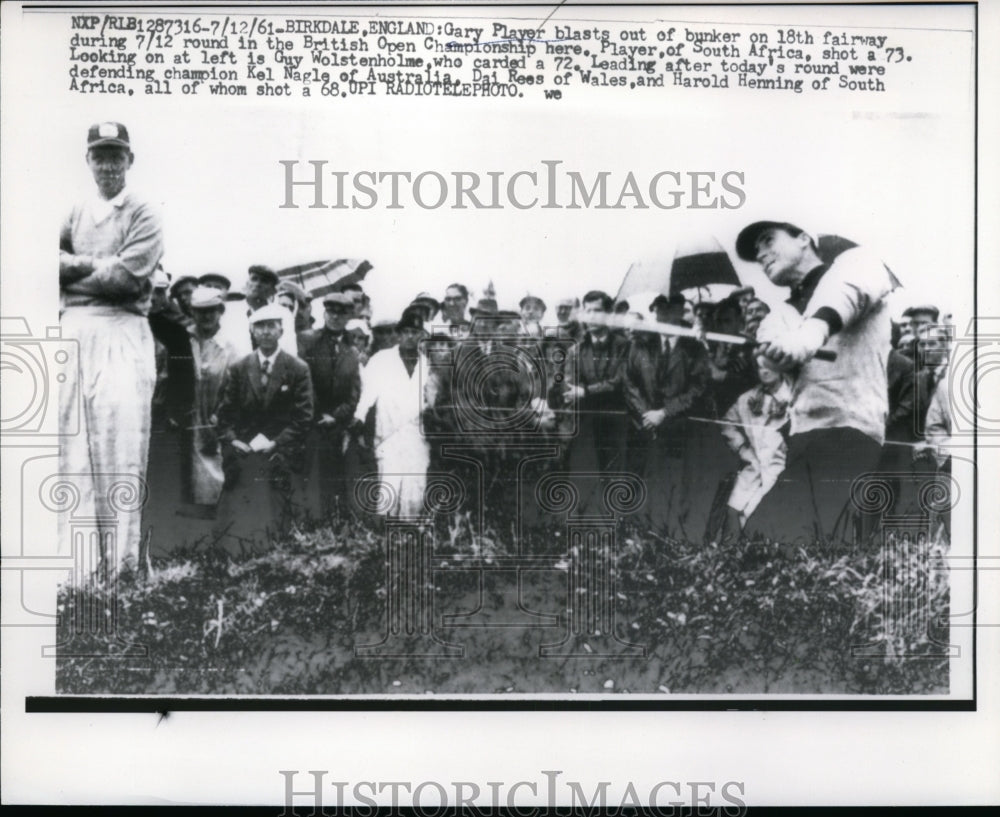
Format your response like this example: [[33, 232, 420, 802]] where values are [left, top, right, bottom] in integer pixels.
[[261, 358, 271, 388]]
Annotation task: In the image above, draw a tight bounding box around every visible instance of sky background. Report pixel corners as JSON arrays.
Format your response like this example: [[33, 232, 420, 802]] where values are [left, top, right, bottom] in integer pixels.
[[1, 4, 976, 327]]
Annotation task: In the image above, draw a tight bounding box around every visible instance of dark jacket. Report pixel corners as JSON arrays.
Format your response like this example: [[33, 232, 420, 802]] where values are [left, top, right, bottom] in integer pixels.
[[148, 306, 195, 429], [216, 350, 314, 467], [624, 334, 711, 430], [886, 348, 918, 442], [566, 331, 629, 412], [297, 328, 361, 426]]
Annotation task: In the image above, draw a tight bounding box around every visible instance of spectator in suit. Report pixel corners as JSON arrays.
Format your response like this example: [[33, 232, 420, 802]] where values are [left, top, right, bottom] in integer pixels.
[[894, 304, 938, 361], [144, 269, 196, 549], [214, 304, 314, 552], [563, 290, 630, 514], [298, 292, 362, 518], [624, 293, 711, 538]]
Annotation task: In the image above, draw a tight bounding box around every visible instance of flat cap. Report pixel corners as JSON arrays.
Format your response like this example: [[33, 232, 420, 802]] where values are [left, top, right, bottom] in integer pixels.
[[322, 292, 354, 308], [198, 272, 232, 291], [247, 265, 280, 286], [190, 286, 225, 310], [248, 303, 287, 325], [902, 304, 940, 321], [169, 275, 198, 298]]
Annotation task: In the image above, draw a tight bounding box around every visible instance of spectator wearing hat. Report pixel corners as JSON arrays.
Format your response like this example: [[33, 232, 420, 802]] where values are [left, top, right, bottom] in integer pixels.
[[732, 286, 756, 321], [468, 297, 500, 353], [59, 121, 164, 571], [561, 290, 630, 513], [277, 280, 314, 333], [369, 319, 399, 354], [148, 267, 194, 422], [143, 268, 197, 545], [352, 307, 431, 518], [340, 283, 366, 319], [239, 265, 300, 357], [552, 297, 582, 342], [897, 304, 939, 360], [345, 318, 373, 365], [736, 220, 895, 546], [198, 272, 232, 296], [743, 298, 771, 339], [409, 292, 441, 325], [214, 304, 314, 551], [169, 275, 198, 324], [519, 293, 547, 338], [442, 283, 470, 326], [245, 265, 279, 311], [624, 293, 711, 538], [187, 286, 241, 508], [420, 333, 468, 502], [298, 292, 362, 518], [705, 294, 757, 416], [356, 293, 373, 322]]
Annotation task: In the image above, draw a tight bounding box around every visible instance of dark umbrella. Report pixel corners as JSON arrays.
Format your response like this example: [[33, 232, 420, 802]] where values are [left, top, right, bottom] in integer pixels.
[[616, 235, 741, 303]]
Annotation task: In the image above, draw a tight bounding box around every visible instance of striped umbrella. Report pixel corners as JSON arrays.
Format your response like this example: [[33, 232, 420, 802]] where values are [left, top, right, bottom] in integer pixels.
[[276, 258, 373, 300]]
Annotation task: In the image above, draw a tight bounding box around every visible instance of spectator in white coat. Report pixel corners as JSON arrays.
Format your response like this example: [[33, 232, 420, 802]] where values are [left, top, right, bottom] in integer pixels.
[[351, 307, 430, 518], [719, 356, 792, 534]]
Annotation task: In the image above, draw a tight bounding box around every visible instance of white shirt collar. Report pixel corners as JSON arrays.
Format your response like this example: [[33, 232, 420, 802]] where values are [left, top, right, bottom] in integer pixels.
[[257, 348, 280, 368], [86, 188, 129, 225]]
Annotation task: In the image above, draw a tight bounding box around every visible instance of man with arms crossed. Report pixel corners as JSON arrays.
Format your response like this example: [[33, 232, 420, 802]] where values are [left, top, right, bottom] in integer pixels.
[[59, 122, 163, 571]]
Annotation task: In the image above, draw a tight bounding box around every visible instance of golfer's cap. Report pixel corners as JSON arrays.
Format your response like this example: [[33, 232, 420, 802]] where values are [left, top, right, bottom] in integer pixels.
[[736, 221, 813, 261], [87, 122, 130, 150]]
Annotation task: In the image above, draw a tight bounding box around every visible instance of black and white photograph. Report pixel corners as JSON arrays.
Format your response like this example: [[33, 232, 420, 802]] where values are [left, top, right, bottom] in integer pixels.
[[2, 0, 997, 809]]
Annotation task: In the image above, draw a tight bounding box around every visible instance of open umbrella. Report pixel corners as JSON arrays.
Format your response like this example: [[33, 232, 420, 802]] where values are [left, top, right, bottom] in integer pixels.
[[616, 234, 741, 302], [276, 258, 372, 300]]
